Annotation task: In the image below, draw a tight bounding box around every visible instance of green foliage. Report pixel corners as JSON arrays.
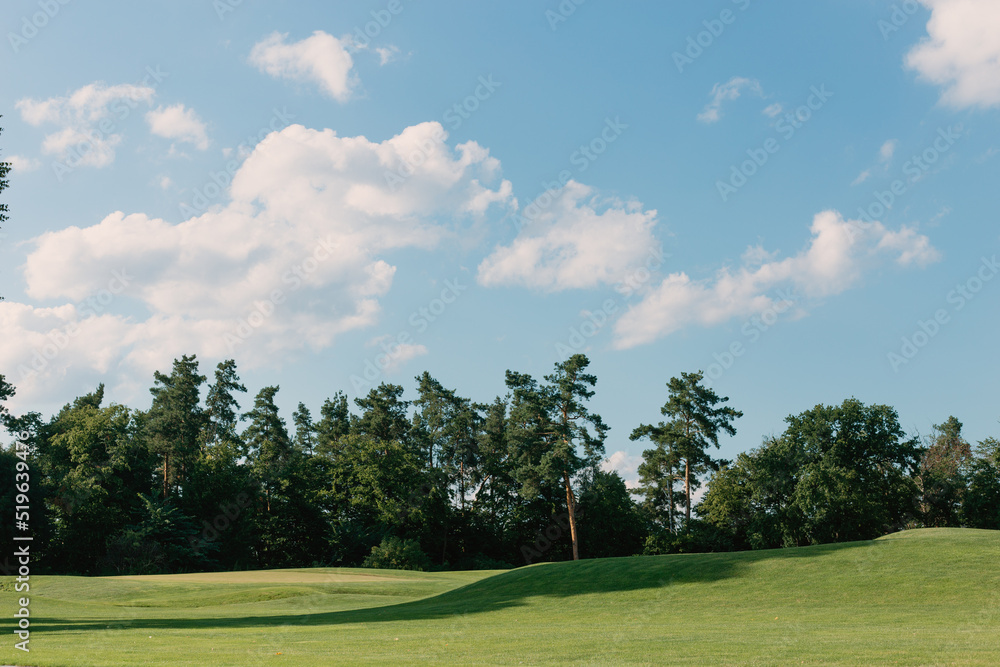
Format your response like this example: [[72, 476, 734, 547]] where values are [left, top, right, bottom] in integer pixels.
[[918, 416, 972, 526], [362, 536, 431, 571], [470, 396, 518, 521], [104, 494, 215, 574], [292, 401, 317, 453], [962, 438, 1000, 529], [657, 371, 742, 525], [700, 398, 922, 548], [331, 435, 430, 528], [243, 385, 292, 494], [631, 421, 685, 533], [0, 373, 15, 428], [205, 359, 247, 458], [352, 383, 412, 444], [36, 393, 155, 573], [505, 355, 607, 560], [576, 469, 645, 558], [146, 355, 208, 497], [315, 391, 351, 455], [11, 349, 997, 578]]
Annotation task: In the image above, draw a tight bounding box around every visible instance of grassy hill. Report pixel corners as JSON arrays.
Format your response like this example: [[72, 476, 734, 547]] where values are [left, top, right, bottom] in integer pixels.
[[2, 528, 998, 665]]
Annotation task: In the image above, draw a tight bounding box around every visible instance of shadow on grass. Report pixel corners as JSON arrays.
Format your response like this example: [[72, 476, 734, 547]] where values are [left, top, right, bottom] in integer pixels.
[[34, 540, 874, 633]]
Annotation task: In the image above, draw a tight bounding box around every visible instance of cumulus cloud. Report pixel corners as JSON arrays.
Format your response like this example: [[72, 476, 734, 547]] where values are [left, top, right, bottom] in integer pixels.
[[612, 211, 940, 349], [698, 77, 764, 123], [906, 0, 1000, 108], [602, 450, 643, 489], [249, 31, 358, 102], [0, 302, 135, 408], [476, 181, 660, 292], [7, 121, 512, 406], [6, 155, 41, 172], [15, 82, 155, 168], [146, 104, 210, 150]]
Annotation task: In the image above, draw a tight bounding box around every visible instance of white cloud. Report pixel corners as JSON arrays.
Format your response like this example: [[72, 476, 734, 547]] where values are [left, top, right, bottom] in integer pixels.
[[7, 121, 512, 406], [375, 46, 401, 65], [6, 155, 41, 172], [15, 83, 155, 167], [852, 139, 898, 186], [762, 103, 784, 118], [365, 335, 428, 373], [0, 302, 136, 408], [879, 139, 898, 163], [249, 31, 357, 102], [878, 226, 942, 266], [602, 450, 643, 489], [146, 104, 210, 150], [698, 77, 764, 123], [612, 210, 940, 349], [477, 181, 660, 291], [906, 0, 1000, 108]]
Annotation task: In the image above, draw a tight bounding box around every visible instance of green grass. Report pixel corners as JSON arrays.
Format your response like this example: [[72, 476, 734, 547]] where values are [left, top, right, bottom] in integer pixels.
[[3, 528, 999, 665]]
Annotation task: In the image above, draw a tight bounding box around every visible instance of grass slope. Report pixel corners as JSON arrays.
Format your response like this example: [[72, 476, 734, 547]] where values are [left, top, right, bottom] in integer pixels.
[[2, 528, 998, 666]]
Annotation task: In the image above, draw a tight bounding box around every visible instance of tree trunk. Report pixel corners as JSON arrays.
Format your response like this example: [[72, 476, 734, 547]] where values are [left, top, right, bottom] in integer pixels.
[[685, 457, 691, 525], [162, 452, 169, 498], [563, 470, 579, 560], [667, 459, 675, 534]]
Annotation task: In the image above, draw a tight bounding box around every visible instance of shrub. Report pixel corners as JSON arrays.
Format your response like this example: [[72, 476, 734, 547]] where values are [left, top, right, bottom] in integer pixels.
[[362, 536, 431, 571]]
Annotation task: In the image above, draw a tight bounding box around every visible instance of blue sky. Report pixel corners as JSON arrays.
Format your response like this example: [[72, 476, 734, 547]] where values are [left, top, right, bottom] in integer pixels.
[[1, 0, 998, 484]]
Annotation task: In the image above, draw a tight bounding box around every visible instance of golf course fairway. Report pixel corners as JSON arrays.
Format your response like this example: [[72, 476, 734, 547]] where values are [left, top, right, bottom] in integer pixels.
[[2, 528, 998, 665]]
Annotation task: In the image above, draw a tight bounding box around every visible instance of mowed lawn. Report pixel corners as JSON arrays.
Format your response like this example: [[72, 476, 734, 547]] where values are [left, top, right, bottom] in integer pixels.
[[3, 528, 999, 666]]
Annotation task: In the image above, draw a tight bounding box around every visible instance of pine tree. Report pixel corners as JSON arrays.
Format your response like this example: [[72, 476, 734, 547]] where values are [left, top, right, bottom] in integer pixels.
[[146, 356, 208, 497], [657, 371, 742, 526]]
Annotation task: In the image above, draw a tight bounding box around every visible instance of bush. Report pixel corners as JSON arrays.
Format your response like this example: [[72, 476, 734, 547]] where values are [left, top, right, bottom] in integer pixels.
[[362, 536, 431, 571]]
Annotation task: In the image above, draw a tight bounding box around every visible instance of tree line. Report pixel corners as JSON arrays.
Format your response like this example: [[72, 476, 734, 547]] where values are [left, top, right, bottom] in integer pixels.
[[0, 355, 997, 575]]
